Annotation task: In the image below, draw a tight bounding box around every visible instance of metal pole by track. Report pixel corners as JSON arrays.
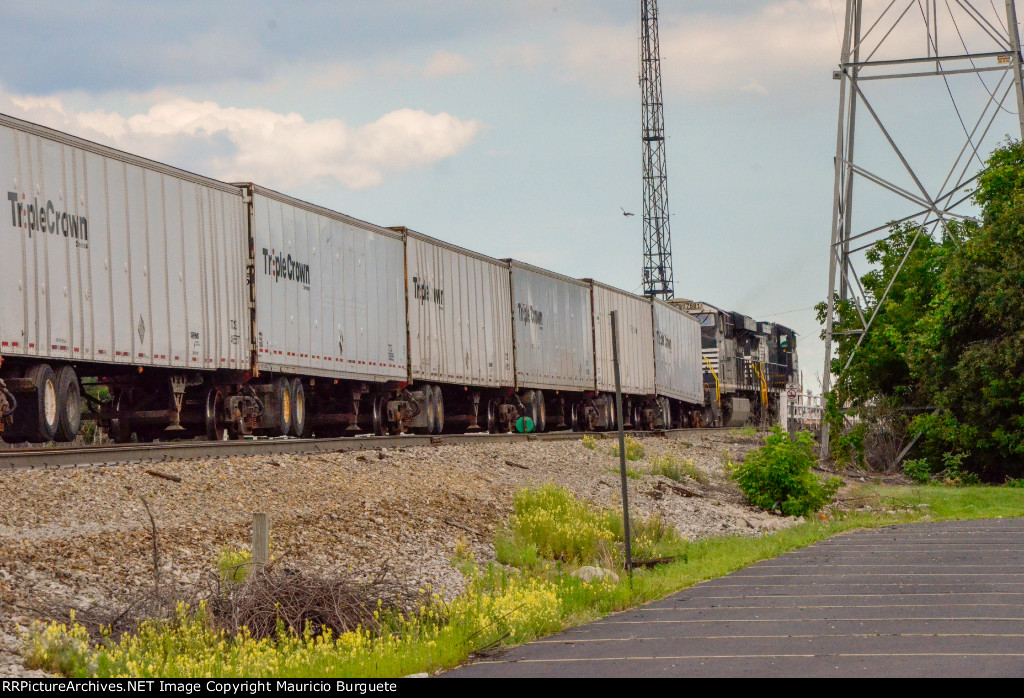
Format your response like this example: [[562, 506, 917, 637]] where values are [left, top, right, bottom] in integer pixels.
[[611, 311, 633, 578]]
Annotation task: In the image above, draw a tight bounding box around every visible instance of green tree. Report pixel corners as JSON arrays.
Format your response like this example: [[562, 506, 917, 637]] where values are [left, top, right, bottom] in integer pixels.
[[908, 140, 1024, 479], [815, 221, 953, 465], [817, 223, 953, 408], [820, 139, 1024, 480]]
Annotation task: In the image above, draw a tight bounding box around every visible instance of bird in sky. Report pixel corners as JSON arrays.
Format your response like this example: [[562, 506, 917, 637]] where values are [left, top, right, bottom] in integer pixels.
[[620, 207, 635, 217]]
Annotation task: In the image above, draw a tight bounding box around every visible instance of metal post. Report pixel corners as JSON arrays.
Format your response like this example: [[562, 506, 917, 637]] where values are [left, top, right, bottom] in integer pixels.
[[611, 311, 633, 578], [821, 0, 857, 458], [252, 512, 269, 573], [1006, 0, 1024, 138]]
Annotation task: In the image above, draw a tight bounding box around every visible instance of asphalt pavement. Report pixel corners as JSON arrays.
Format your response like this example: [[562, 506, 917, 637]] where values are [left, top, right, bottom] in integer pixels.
[[447, 518, 1024, 677]]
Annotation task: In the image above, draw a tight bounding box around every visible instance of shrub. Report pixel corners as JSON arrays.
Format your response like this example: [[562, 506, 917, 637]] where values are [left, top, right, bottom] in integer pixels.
[[612, 436, 645, 461], [496, 484, 679, 567], [216, 546, 253, 584], [730, 427, 841, 517], [620, 511, 680, 560], [499, 484, 619, 564], [902, 458, 932, 485], [649, 455, 708, 485], [940, 452, 980, 486], [581, 435, 597, 450]]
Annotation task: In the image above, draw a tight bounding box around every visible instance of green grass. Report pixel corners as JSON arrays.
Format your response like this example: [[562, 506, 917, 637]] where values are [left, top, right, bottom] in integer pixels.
[[649, 454, 709, 485], [23, 484, 1024, 679]]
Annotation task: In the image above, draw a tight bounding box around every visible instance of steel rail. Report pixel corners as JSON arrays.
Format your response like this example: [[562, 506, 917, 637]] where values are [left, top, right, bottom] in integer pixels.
[[0, 428, 717, 471]]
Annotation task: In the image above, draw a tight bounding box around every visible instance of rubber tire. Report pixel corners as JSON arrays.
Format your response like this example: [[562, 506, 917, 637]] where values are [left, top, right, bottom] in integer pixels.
[[19, 364, 59, 443], [54, 366, 82, 443], [272, 377, 292, 437], [533, 390, 546, 433], [290, 378, 309, 438], [604, 397, 616, 432], [486, 399, 500, 434], [425, 385, 437, 434], [431, 385, 445, 434], [373, 393, 390, 436], [205, 389, 227, 441]]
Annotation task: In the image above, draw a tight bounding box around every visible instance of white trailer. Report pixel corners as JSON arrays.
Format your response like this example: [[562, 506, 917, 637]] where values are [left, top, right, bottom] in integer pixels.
[[0, 113, 249, 442], [507, 260, 594, 393], [652, 298, 703, 406], [400, 228, 513, 388], [243, 184, 407, 384], [586, 280, 656, 397]]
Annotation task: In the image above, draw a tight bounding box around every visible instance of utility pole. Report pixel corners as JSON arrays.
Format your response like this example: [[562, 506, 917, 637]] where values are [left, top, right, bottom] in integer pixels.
[[820, 0, 1024, 457], [639, 0, 675, 300]]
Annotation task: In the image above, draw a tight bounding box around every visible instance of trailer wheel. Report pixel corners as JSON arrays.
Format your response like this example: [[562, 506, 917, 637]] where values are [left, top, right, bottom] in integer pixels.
[[271, 377, 292, 437], [17, 364, 59, 443], [486, 398, 500, 433], [660, 397, 672, 429], [373, 393, 390, 435], [205, 389, 228, 440], [54, 366, 82, 443], [416, 385, 437, 434], [533, 390, 546, 433], [290, 378, 308, 438], [431, 385, 445, 434], [603, 397, 617, 432]]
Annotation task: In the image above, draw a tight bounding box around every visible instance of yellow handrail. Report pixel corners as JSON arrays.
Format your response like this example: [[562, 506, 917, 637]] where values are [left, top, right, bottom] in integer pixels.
[[754, 362, 769, 420], [702, 356, 721, 405]]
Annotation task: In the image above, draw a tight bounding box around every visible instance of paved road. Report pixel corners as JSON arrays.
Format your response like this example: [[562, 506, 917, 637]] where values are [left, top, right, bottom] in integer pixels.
[[449, 519, 1024, 677]]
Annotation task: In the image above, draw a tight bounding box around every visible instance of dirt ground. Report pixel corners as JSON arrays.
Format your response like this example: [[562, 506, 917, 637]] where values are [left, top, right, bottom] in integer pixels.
[[0, 430, 805, 676]]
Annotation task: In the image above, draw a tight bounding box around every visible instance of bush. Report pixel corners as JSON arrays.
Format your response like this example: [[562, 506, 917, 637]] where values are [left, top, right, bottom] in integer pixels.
[[649, 455, 708, 485], [581, 435, 597, 450], [496, 484, 679, 567], [940, 452, 980, 486], [902, 458, 932, 485], [499, 484, 620, 564], [730, 427, 841, 517], [216, 546, 253, 584], [612, 436, 645, 461]]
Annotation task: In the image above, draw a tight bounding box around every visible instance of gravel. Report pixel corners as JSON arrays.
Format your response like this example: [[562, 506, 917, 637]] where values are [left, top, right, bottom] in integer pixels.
[[0, 430, 799, 676]]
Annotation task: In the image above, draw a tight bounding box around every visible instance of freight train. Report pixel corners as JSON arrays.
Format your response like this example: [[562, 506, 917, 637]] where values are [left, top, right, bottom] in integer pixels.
[[0, 113, 799, 444]]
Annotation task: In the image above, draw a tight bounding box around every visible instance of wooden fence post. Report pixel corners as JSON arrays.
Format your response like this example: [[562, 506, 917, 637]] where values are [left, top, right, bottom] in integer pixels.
[[253, 512, 269, 573]]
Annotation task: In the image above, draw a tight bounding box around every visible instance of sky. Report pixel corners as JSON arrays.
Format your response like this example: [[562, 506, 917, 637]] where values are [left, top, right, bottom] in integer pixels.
[[1, 0, 1021, 392]]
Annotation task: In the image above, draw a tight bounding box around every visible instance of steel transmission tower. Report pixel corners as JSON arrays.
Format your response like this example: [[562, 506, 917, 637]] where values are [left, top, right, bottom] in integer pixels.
[[821, 0, 1024, 454], [639, 0, 674, 299]]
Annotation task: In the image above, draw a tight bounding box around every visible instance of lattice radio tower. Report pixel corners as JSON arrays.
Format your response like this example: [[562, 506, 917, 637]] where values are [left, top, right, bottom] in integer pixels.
[[640, 0, 674, 299], [821, 0, 1024, 454]]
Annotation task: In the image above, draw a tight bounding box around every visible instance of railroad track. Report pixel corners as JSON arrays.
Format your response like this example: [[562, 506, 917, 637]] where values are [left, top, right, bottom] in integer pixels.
[[0, 429, 712, 471]]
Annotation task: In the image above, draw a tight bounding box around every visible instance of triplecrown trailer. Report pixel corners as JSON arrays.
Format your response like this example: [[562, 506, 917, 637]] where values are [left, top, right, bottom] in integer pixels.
[[0, 113, 249, 443]]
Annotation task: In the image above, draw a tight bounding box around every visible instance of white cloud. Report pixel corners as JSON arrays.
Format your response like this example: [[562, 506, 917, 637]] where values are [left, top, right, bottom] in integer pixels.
[[0, 88, 482, 190]]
